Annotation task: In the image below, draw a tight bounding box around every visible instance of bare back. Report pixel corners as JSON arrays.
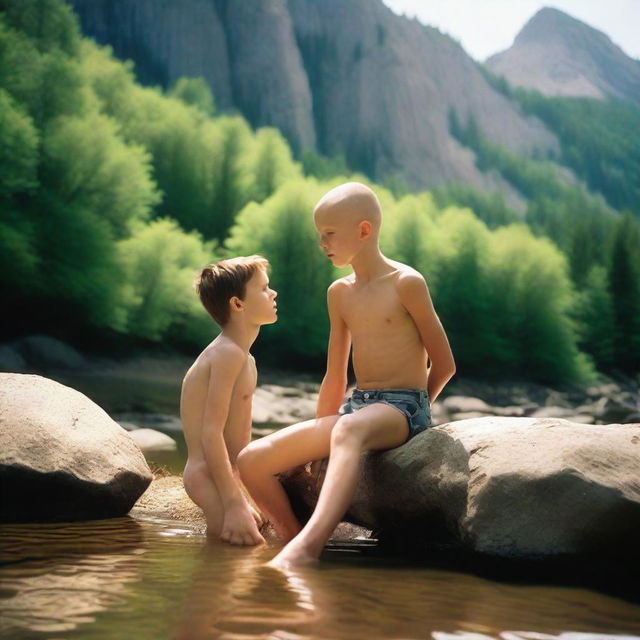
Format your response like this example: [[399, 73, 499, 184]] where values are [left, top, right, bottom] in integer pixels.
[[338, 261, 429, 390], [180, 339, 256, 467]]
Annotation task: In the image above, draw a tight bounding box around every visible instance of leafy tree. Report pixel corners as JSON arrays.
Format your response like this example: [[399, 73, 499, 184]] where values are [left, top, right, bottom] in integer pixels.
[[572, 265, 615, 371], [608, 212, 640, 373], [249, 127, 301, 203], [169, 76, 216, 117], [1, 0, 80, 56], [41, 113, 159, 236], [486, 225, 594, 384], [209, 115, 253, 242], [0, 88, 38, 197], [117, 219, 214, 343]]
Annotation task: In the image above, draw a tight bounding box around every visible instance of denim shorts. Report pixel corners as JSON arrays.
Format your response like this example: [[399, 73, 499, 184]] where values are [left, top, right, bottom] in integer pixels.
[[339, 388, 433, 441]]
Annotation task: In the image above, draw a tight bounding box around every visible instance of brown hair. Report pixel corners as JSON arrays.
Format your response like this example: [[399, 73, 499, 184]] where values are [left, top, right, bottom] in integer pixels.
[[195, 255, 269, 326]]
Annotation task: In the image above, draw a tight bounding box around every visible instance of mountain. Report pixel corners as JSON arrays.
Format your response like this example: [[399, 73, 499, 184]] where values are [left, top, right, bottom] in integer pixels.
[[487, 7, 640, 105], [66, 0, 557, 200]]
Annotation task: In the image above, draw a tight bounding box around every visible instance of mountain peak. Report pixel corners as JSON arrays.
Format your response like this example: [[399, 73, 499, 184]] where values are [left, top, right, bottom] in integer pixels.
[[487, 7, 640, 104]]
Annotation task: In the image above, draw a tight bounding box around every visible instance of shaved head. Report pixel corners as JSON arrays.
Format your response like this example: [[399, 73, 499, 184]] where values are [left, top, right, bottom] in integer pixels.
[[314, 182, 382, 232]]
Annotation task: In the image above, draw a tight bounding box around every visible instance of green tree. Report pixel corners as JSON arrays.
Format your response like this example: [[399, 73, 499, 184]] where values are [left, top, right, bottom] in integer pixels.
[[608, 212, 640, 373], [249, 127, 301, 203], [41, 113, 159, 236], [169, 76, 216, 117], [1, 0, 80, 56], [572, 265, 615, 370], [487, 225, 594, 384], [117, 219, 214, 343], [0, 88, 38, 197]]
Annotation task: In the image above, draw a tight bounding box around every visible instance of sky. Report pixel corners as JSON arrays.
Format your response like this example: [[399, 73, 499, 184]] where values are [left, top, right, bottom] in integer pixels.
[[381, 0, 640, 62]]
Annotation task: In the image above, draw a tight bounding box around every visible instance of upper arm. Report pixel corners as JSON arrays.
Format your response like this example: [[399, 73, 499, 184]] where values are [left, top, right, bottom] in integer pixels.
[[201, 346, 246, 438], [325, 281, 351, 378], [397, 272, 454, 369]]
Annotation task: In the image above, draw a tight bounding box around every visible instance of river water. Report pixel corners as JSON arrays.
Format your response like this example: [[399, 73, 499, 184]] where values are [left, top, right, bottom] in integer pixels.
[[1, 369, 639, 638]]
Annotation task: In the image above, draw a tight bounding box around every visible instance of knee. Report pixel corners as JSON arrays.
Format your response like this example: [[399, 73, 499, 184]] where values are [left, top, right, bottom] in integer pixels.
[[330, 415, 364, 450], [237, 440, 270, 480]]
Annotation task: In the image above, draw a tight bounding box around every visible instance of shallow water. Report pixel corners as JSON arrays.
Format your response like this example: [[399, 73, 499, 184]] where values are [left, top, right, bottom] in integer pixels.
[[10, 369, 638, 638], [1, 517, 639, 640]]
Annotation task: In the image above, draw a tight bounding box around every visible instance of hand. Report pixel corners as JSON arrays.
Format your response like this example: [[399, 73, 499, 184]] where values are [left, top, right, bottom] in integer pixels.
[[249, 504, 266, 530], [221, 504, 265, 546]]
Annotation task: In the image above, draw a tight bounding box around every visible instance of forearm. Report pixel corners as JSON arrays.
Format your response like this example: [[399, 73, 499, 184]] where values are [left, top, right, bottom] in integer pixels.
[[316, 373, 347, 418], [427, 360, 455, 403], [202, 432, 245, 509]]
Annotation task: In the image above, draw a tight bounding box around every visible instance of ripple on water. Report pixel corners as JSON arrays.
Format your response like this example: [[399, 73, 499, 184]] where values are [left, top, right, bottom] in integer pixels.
[[1, 518, 639, 639]]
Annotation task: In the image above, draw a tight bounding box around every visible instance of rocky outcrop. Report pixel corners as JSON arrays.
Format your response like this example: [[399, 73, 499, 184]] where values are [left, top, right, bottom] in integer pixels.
[[282, 416, 640, 559], [487, 8, 640, 105], [68, 0, 557, 195], [0, 374, 152, 522]]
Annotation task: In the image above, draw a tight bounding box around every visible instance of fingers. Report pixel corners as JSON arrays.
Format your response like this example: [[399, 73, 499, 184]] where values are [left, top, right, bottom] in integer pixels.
[[220, 526, 265, 546]]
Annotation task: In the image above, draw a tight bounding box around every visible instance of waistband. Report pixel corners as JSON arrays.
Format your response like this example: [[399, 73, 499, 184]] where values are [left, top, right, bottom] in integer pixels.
[[352, 388, 429, 405]]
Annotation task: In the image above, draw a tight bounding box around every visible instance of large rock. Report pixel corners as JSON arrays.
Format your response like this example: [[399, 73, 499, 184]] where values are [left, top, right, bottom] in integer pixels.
[[282, 417, 640, 559], [0, 374, 152, 522]]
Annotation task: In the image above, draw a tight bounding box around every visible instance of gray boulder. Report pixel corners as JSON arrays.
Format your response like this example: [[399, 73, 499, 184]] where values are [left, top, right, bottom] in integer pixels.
[[128, 428, 177, 453], [282, 417, 640, 559], [0, 374, 152, 522]]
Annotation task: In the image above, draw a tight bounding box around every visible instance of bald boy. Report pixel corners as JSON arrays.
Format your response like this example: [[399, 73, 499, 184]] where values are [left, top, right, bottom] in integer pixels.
[[238, 182, 456, 568]]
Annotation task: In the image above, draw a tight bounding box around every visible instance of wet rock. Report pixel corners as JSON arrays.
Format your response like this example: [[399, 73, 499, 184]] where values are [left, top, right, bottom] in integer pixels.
[[531, 406, 577, 419], [563, 415, 595, 425], [441, 396, 492, 414], [252, 385, 317, 425], [282, 416, 640, 560], [113, 412, 183, 432], [451, 411, 492, 421], [128, 428, 177, 453], [597, 397, 639, 424], [0, 374, 152, 522], [12, 335, 85, 370]]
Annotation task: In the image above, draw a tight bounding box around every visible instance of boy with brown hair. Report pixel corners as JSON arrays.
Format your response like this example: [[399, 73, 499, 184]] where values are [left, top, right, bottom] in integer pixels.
[[238, 182, 456, 568], [181, 255, 277, 545]]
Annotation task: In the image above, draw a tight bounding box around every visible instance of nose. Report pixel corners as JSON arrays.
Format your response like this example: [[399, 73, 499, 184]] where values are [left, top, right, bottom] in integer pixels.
[[271, 288, 277, 299], [319, 235, 328, 249]]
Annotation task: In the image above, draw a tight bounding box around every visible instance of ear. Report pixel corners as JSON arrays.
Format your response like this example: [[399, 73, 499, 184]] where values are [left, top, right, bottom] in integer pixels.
[[359, 220, 372, 239], [229, 296, 244, 313]]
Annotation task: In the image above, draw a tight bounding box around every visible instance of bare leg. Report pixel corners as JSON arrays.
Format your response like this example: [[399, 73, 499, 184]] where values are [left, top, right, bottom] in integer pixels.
[[183, 461, 225, 538], [268, 404, 408, 569], [237, 415, 339, 541]]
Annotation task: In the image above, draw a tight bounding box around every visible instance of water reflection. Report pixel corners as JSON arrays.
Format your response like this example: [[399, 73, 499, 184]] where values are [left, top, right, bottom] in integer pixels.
[[0, 518, 145, 636], [1, 517, 639, 640]]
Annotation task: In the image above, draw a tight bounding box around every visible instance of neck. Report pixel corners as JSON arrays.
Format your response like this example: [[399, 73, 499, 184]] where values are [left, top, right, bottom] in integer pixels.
[[220, 320, 260, 352], [350, 242, 391, 282]]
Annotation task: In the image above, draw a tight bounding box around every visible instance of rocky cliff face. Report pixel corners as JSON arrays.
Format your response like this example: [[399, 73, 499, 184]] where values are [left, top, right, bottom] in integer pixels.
[[67, 0, 557, 193], [487, 7, 640, 105]]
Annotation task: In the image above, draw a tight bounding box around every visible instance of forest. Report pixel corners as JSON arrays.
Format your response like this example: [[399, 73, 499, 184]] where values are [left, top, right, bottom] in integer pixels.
[[1, 0, 639, 385]]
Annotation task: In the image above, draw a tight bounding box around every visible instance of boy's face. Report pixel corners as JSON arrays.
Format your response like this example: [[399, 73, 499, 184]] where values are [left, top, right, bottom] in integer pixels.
[[241, 268, 278, 326], [314, 209, 363, 268]]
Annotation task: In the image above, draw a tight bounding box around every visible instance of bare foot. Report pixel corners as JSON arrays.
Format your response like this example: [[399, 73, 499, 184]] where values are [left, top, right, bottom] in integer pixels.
[[267, 542, 318, 570]]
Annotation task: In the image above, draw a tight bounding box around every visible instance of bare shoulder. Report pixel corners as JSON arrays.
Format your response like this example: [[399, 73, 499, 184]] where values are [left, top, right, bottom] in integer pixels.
[[390, 261, 427, 290], [200, 337, 247, 375], [328, 274, 354, 301], [328, 274, 354, 293]]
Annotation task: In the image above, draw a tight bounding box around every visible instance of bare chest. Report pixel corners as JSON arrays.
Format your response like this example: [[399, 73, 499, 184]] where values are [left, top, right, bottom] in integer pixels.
[[341, 281, 409, 335]]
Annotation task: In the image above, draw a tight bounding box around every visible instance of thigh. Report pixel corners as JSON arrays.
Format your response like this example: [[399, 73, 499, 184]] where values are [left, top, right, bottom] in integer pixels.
[[183, 463, 224, 535], [247, 414, 339, 474], [340, 402, 409, 451]]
